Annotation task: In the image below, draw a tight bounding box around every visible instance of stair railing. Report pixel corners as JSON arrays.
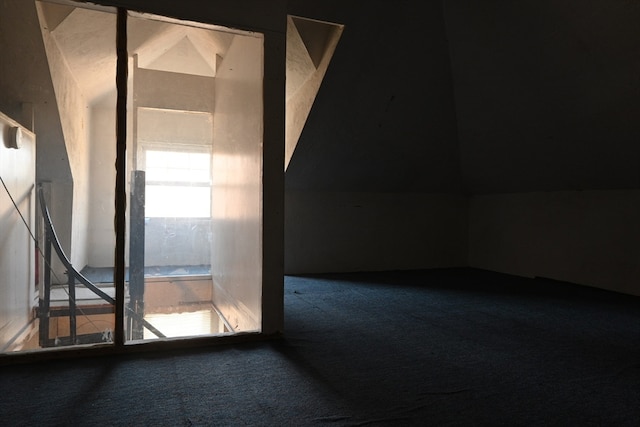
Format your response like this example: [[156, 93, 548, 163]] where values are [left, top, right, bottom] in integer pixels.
[[37, 184, 164, 346]]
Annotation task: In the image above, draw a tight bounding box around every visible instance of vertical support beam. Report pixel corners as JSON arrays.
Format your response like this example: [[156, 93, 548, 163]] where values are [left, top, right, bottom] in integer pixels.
[[128, 170, 145, 340], [68, 272, 76, 344], [128, 56, 141, 339], [262, 30, 286, 336], [114, 8, 128, 346], [39, 230, 52, 347], [131, 54, 139, 169]]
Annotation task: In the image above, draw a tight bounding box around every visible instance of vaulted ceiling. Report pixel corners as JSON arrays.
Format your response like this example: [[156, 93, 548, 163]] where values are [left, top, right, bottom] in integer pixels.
[[38, 2, 233, 106], [38, 2, 343, 168], [285, 0, 640, 194], [4, 0, 638, 196]]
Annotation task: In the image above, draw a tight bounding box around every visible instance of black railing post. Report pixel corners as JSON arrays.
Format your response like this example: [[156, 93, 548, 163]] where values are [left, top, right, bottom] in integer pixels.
[[39, 227, 52, 347], [129, 170, 146, 340], [114, 7, 128, 346], [68, 270, 77, 344], [36, 184, 164, 344]]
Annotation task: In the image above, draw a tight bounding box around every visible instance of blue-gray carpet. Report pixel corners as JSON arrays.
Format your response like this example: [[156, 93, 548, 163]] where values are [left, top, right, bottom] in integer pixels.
[[1, 268, 639, 426]]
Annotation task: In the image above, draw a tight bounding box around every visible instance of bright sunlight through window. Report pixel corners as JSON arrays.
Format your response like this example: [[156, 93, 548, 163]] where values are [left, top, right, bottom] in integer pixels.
[[144, 149, 211, 218]]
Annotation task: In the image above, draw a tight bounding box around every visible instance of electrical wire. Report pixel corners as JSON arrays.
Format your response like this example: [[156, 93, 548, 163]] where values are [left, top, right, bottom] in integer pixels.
[[0, 176, 38, 247], [1, 175, 111, 343]]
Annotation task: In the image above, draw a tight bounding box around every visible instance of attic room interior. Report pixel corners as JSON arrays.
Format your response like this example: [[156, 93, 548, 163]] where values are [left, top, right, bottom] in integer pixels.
[[1, 0, 343, 354], [1, 0, 639, 424], [1, 1, 269, 351]]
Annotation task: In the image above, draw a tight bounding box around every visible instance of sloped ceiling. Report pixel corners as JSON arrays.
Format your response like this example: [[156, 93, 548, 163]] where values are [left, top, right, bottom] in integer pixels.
[[286, 0, 640, 195], [444, 0, 640, 193], [285, 15, 343, 170], [34, 0, 640, 195], [285, 1, 463, 193], [292, 16, 336, 69], [286, 17, 317, 102], [0, 0, 71, 183], [38, 4, 233, 106]]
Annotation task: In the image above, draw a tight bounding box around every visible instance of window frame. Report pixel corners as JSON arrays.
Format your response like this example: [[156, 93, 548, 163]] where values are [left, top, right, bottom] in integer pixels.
[[139, 142, 213, 218]]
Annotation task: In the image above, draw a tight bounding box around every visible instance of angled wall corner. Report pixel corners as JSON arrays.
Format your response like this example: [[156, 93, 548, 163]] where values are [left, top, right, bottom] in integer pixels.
[[285, 15, 343, 170]]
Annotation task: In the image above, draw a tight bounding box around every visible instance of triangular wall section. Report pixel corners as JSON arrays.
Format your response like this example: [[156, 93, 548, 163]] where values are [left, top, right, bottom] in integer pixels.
[[285, 15, 343, 170]]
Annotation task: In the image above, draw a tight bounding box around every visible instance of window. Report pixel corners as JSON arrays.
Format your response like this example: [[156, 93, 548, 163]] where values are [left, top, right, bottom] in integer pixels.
[[143, 147, 211, 218]]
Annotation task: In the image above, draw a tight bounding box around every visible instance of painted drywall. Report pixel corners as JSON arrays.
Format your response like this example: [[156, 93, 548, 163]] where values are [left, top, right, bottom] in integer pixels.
[[1, 0, 76, 281], [469, 190, 640, 296], [282, 0, 640, 301], [285, 15, 343, 169], [285, 191, 468, 274], [133, 68, 215, 112], [283, 0, 465, 274], [86, 41, 219, 270], [87, 73, 218, 269], [87, 106, 116, 268], [210, 33, 264, 332], [446, 0, 640, 296], [39, 20, 92, 272], [135, 108, 214, 268], [0, 112, 36, 350], [131, 54, 216, 269]]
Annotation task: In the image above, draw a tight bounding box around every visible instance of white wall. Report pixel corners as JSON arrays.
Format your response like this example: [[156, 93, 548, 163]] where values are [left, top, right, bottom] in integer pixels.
[[285, 16, 343, 169], [285, 188, 640, 298], [445, 0, 640, 297], [39, 7, 92, 272], [285, 191, 468, 274], [469, 190, 640, 296], [87, 60, 220, 269], [0, 0, 77, 282], [211, 34, 264, 332], [0, 112, 36, 349], [87, 106, 117, 268]]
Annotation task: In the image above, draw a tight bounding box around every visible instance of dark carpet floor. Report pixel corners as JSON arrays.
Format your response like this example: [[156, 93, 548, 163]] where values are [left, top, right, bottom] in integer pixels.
[[1, 268, 639, 426]]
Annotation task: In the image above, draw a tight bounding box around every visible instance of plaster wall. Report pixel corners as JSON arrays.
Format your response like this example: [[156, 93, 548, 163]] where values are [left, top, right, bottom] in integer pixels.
[[87, 57, 219, 270], [133, 68, 215, 112], [445, 0, 640, 296], [285, 0, 461, 194], [0, 113, 36, 349], [210, 34, 264, 332], [469, 190, 640, 296], [285, 16, 343, 169], [135, 108, 214, 268], [1, 0, 76, 280], [283, 0, 464, 275], [131, 66, 215, 268], [87, 81, 217, 269], [87, 106, 116, 268], [38, 2, 96, 273], [283, 0, 640, 300], [285, 191, 468, 274]]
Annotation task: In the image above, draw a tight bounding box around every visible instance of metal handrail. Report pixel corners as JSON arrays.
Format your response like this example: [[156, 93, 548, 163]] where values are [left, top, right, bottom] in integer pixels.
[[37, 184, 165, 344]]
